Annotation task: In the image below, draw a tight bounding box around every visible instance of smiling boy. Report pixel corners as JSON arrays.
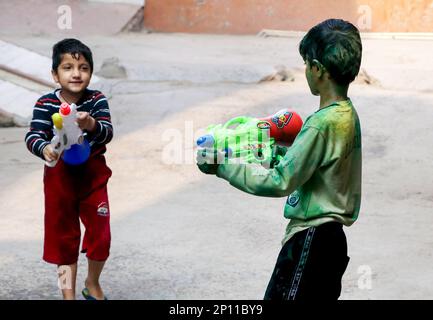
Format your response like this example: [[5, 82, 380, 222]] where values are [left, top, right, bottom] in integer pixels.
[[25, 39, 113, 300]]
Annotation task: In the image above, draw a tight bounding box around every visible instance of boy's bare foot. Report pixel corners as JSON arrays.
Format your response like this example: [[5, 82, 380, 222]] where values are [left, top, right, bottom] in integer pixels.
[[62, 290, 76, 300], [84, 279, 105, 300]]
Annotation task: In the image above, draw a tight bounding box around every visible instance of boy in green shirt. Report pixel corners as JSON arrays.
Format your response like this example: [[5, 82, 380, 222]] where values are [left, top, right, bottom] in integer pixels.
[[197, 18, 362, 300]]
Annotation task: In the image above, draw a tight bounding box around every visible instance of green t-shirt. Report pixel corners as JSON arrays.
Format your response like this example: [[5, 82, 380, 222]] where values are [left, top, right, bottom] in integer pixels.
[[216, 99, 362, 244]]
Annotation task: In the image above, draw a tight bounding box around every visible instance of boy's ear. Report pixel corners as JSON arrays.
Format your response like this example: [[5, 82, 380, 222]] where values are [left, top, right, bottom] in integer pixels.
[[51, 69, 59, 84], [311, 59, 326, 78]]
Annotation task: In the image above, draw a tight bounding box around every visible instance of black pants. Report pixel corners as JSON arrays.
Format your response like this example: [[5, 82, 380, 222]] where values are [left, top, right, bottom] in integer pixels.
[[264, 222, 350, 300]]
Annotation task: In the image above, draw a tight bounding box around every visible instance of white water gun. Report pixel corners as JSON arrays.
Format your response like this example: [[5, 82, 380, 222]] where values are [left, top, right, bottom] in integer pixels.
[[45, 102, 85, 167]]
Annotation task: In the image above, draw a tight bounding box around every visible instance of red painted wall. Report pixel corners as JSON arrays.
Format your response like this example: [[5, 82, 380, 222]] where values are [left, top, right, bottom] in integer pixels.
[[143, 0, 433, 34]]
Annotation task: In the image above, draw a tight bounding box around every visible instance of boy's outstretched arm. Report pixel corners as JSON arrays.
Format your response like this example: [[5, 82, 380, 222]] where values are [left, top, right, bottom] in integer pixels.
[[198, 125, 326, 198]]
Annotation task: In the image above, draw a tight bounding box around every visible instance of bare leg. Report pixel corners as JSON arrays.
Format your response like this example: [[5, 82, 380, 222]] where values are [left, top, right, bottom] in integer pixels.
[[85, 259, 106, 299], [58, 263, 77, 300]]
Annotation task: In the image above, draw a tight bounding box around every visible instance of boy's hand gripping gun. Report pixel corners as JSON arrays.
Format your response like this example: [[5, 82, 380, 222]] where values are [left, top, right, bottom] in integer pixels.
[[45, 102, 85, 167], [197, 109, 303, 165]]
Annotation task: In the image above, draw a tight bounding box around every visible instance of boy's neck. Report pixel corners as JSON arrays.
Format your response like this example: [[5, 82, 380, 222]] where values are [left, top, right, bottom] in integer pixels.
[[59, 90, 84, 105], [319, 84, 349, 109]]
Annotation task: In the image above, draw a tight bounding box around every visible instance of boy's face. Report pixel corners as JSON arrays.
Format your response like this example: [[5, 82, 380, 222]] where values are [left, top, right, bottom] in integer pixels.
[[304, 60, 320, 96], [52, 53, 92, 95]]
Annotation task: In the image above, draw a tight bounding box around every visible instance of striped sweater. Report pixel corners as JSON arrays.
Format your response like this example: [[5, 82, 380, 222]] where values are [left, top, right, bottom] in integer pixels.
[[25, 88, 113, 161]]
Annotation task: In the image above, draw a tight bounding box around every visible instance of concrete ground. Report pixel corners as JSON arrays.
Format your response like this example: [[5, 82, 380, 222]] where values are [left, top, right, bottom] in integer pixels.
[[1, 31, 433, 299]]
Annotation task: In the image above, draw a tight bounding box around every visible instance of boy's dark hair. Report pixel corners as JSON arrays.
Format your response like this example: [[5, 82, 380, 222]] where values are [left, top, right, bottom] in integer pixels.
[[52, 38, 93, 73], [299, 19, 362, 86]]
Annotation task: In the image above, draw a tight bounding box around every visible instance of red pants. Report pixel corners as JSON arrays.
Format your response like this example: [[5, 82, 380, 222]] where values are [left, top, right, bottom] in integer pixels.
[[43, 154, 112, 265]]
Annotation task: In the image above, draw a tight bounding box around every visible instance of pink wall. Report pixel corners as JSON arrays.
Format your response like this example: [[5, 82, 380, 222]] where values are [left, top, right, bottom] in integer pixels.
[[143, 0, 433, 34]]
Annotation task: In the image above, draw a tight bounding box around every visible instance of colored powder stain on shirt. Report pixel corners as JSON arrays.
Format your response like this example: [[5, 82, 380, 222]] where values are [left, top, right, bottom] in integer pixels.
[[282, 99, 361, 243]]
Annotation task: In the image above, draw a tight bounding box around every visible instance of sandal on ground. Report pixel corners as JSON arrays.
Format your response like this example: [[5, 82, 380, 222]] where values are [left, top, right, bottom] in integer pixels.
[[82, 288, 108, 300]]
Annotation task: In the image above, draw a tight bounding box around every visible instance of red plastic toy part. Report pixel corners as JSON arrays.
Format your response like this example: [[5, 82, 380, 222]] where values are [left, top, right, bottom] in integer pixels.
[[260, 109, 303, 145], [60, 102, 71, 116]]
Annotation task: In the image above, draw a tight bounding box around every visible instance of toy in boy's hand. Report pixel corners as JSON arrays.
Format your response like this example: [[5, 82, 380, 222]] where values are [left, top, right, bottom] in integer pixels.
[[196, 109, 303, 165], [261, 109, 303, 146], [45, 102, 90, 167]]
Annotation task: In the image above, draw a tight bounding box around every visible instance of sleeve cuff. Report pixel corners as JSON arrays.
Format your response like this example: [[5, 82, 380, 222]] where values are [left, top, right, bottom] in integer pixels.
[[216, 164, 228, 179], [85, 121, 103, 141], [216, 163, 240, 182], [38, 142, 50, 161]]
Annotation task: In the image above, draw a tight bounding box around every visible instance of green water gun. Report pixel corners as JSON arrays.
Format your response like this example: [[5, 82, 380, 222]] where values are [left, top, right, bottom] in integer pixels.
[[196, 116, 273, 165], [197, 109, 303, 165]]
